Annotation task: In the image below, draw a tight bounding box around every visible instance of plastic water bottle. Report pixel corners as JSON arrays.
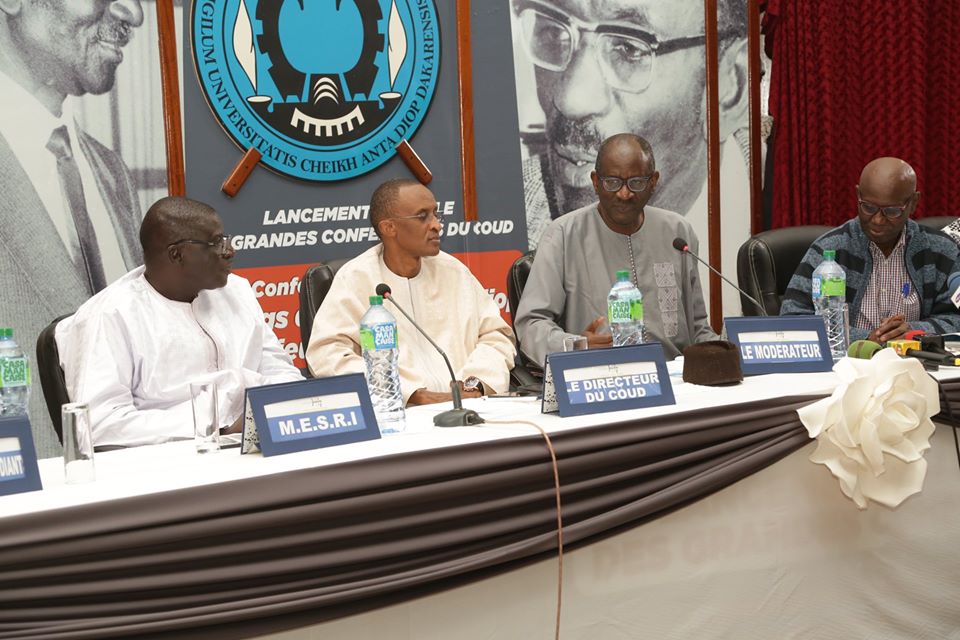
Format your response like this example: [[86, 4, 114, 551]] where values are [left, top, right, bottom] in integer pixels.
[[0, 328, 30, 416], [811, 250, 849, 360], [359, 296, 406, 434], [607, 270, 644, 346]]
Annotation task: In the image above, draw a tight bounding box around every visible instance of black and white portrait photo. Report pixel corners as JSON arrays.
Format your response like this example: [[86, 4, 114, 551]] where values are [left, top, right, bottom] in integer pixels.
[[0, 0, 169, 456], [510, 0, 752, 253]]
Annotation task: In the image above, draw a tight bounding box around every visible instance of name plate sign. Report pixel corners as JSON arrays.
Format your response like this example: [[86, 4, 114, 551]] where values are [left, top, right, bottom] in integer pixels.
[[724, 316, 833, 375], [0, 416, 42, 497], [543, 343, 674, 417], [242, 374, 381, 457]]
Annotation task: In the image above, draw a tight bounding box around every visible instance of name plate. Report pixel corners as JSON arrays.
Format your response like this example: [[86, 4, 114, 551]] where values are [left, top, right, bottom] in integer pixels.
[[724, 315, 833, 375], [542, 343, 674, 417], [241, 374, 381, 457], [0, 416, 42, 497]]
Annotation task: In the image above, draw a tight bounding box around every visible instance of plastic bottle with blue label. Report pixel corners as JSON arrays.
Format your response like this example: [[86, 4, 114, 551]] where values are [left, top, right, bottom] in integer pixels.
[[0, 328, 30, 416], [607, 270, 644, 347], [359, 296, 406, 433], [811, 249, 849, 360]]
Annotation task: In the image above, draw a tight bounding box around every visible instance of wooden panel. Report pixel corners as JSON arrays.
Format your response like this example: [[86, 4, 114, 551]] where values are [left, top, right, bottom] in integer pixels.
[[456, 0, 477, 222], [704, 0, 722, 332], [748, 0, 763, 234], [156, 0, 185, 197], [221, 148, 262, 197]]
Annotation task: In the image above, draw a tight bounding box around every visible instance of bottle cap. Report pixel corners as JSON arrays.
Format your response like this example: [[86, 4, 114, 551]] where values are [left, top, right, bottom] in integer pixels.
[[616, 269, 630, 280], [823, 249, 836, 260], [369, 295, 383, 305]]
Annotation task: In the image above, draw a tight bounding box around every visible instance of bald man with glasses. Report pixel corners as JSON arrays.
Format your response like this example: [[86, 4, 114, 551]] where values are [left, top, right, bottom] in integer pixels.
[[511, 0, 749, 250], [306, 179, 516, 406], [514, 133, 717, 365], [781, 157, 960, 343], [57, 197, 302, 448]]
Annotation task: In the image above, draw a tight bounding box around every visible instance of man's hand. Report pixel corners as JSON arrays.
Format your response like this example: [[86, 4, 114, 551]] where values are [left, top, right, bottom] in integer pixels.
[[867, 314, 909, 344], [221, 417, 243, 434], [408, 383, 481, 406], [582, 316, 613, 348]]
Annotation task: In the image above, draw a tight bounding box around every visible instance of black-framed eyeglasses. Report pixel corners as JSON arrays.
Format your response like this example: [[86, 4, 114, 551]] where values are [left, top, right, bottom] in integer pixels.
[[390, 211, 442, 224], [516, 0, 733, 94], [598, 175, 655, 193], [167, 235, 233, 255], [857, 199, 913, 220]]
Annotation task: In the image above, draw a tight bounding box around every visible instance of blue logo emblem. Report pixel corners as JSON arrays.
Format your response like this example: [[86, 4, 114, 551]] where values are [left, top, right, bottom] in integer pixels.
[[192, 0, 440, 181]]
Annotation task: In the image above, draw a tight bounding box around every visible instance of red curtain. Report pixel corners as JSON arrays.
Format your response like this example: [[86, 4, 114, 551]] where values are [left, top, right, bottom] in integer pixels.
[[766, 1, 960, 228]]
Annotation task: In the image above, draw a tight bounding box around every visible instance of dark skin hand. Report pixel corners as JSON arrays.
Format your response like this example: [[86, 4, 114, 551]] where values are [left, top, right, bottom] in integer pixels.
[[867, 314, 909, 344], [408, 382, 482, 406], [222, 416, 244, 434], [582, 316, 613, 348]]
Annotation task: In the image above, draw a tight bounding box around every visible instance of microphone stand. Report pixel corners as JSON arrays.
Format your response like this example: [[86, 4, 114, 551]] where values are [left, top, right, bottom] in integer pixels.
[[676, 243, 768, 316], [382, 295, 484, 427]]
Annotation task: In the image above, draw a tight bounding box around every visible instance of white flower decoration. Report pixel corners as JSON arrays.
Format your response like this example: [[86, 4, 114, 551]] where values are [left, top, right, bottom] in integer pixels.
[[797, 348, 939, 509]]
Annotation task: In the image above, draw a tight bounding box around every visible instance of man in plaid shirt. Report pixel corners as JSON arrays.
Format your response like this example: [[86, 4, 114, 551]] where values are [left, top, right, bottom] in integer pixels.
[[781, 157, 960, 343]]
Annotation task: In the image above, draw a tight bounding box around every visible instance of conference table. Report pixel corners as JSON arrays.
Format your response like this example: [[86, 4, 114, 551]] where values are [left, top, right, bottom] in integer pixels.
[[1, 363, 959, 639]]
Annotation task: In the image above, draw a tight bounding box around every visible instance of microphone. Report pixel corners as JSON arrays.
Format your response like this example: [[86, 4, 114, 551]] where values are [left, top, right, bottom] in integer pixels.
[[847, 339, 883, 359], [888, 339, 959, 367], [672, 237, 768, 316], [375, 283, 484, 427]]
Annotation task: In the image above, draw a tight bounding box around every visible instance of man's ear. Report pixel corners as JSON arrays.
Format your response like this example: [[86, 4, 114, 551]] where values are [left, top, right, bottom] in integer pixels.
[[377, 220, 396, 240], [0, 0, 23, 17], [167, 246, 183, 264], [713, 37, 749, 141]]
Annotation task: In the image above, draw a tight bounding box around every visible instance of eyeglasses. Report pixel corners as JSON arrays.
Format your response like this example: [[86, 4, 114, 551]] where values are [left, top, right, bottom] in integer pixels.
[[516, 1, 726, 94], [598, 175, 655, 193], [167, 235, 233, 256], [391, 211, 442, 224], [857, 199, 913, 219]]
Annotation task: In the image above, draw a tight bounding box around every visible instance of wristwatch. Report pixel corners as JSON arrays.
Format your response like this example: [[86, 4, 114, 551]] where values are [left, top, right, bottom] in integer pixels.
[[463, 376, 484, 394]]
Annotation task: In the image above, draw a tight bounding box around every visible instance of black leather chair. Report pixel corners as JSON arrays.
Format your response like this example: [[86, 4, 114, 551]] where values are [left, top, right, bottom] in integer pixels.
[[917, 216, 958, 232], [35, 314, 72, 444], [506, 250, 535, 331], [505, 251, 542, 385], [298, 258, 349, 350], [736, 226, 832, 316]]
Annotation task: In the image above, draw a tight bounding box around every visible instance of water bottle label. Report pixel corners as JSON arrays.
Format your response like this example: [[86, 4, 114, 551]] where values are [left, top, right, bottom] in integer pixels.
[[609, 299, 643, 323], [822, 277, 845, 297], [811, 276, 822, 300], [360, 323, 397, 351], [0, 357, 29, 388]]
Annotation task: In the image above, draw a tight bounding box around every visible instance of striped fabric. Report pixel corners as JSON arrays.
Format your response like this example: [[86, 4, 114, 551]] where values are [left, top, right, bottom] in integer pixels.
[[780, 218, 960, 341]]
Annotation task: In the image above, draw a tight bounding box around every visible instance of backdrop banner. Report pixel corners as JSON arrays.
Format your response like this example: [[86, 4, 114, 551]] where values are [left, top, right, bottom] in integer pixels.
[[183, 1, 750, 370]]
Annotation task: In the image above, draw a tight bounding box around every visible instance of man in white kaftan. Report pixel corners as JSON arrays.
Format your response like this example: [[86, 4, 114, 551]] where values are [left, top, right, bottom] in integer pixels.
[[307, 179, 515, 405], [57, 197, 302, 448]]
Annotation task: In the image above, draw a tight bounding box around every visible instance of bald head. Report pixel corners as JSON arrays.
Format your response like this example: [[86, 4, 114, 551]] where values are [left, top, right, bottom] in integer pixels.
[[140, 196, 217, 263], [858, 157, 917, 203], [595, 133, 656, 175], [139, 196, 234, 301]]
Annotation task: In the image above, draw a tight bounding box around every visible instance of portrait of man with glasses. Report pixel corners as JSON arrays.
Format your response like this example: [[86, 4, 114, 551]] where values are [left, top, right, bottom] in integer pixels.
[[510, 0, 750, 250], [781, 157, 960, 343]]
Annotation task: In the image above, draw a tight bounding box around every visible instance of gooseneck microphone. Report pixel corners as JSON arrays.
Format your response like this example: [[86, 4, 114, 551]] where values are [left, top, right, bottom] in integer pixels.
[[672, 237, 768, 317], [375, 283, 484, 427]]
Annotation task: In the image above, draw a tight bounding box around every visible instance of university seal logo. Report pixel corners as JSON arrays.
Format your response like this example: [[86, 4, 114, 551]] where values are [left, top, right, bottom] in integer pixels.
[[192, 0, 440, 181]]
